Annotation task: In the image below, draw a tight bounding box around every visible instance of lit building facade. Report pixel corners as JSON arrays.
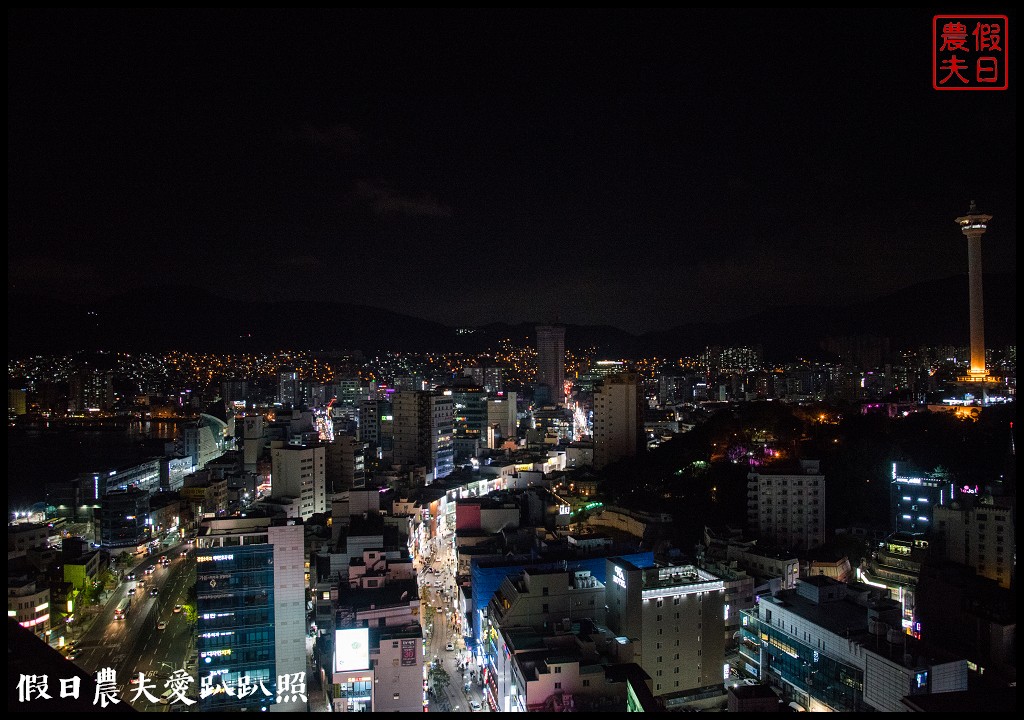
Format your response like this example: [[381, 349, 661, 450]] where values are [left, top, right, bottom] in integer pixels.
[[196, 516, 306, 712], [392, 391, 453, 481], [8, 579, 51, 641], [483, 568, 605, 711], [890, 462, 953, 534], [271, 444, 326, 520], [605, 558, 726, 697], [278, 367, 299, 408], [739, 577, 967, 712]]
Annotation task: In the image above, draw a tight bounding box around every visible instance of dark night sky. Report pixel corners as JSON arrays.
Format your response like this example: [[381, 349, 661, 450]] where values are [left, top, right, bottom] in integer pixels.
[[8, 9, 1016, 333]]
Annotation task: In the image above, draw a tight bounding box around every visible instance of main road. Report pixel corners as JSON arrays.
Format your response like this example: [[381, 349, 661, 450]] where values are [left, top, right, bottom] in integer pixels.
[[73, 542, 196, 710]]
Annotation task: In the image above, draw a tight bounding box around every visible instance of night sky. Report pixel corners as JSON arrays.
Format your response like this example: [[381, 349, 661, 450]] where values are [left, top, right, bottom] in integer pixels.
[[8, 9, 1016, 333]]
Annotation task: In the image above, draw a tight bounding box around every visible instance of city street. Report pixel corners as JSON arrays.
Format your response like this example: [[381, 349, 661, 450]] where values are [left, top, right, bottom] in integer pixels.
[[420, 531, 488, 713], [72, 541, 196, 710]]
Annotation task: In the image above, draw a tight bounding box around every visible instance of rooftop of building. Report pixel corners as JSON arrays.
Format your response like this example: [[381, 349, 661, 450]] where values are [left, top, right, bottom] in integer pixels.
[[761, 587, 870, 636], [336, 579, 419, 610]]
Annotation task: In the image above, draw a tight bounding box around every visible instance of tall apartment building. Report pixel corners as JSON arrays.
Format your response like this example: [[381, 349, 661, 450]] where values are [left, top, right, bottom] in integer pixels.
[[605, 558, 726, 698], [271, 443, 327, 520], [536, 325, 566, 405], [221, 380, 248, 404], [392, 391, 453, 482], [196, 516, 306, 712], [933, 496, 1014, 589], [593, 373, 643, 470], [746, 459, 825, 551], [278, 367, 299, 408]]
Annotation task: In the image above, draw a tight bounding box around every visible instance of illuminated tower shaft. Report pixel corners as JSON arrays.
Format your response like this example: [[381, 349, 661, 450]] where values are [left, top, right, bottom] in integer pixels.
[[955, 201, 992, 378]]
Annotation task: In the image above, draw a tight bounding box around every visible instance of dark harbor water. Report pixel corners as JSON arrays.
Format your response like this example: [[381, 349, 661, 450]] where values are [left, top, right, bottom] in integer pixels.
[[7, 422, 179, 512]]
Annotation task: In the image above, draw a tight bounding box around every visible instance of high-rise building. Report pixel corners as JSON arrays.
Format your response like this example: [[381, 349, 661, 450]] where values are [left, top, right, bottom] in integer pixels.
[[271, 443, 327, 519], [483, 366, 504, 394], [593, 373, 643, 469], [278, 367, 299, 407], [221, 380, 248, 405], [746, 459, 825, 550], [68, 370, 114, 413], [605, 558, 726, 698], [196, 516, 306, 712], [933, 496, 1014, 589], [242, 415, 266, 471], [450, 384, 488, 461], [392, 391, 453, 482], [536, 325, 566, 405], [485, 393, 517, 448], [325, 434, 367, 493]]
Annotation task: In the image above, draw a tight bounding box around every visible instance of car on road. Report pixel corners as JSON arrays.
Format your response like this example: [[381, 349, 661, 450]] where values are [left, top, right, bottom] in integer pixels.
[[157, 620, 168, 630], [128, 586, 136, 595], [180, 550, 188, 557], [445, 642, 455, 652], [470, 700, 482, 711], [144, 566, 155, 575], [126, 573, 135, 581], [173, 604, 182, 613], [149, 588, 159, 597]]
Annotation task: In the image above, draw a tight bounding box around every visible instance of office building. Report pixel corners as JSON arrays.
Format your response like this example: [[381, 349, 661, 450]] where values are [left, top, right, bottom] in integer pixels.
[[484, 568, 605, 710], [94, 488, 150, 548], [739, 577, 968, 712], [890, 463, 953, 534], [858, 532, 930, 633], [7, 579, 51, 641], [196, 516, 306, 712]]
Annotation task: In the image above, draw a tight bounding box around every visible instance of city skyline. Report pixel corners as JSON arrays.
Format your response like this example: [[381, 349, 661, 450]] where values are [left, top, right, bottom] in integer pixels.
[[6, 11, 1017, 711], [8, 9, 1016, 333]]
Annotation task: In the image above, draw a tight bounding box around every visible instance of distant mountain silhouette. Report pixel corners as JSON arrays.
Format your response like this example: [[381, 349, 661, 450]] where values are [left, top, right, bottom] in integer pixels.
[[7, 274, 1014, 362]]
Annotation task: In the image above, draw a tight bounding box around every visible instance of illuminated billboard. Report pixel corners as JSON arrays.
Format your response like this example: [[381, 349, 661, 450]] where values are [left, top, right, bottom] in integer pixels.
[[335, 628, 370, 672]]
